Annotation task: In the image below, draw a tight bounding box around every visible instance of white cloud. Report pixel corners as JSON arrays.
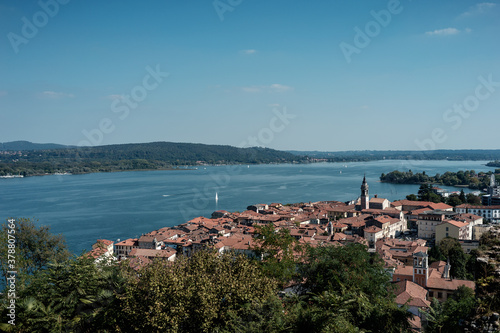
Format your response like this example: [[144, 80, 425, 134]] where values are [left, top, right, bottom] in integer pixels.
[[240, 49, 257, 55], [38, 91, 75, 99], [460, 2, 496, 17], [241, 84, 293, 93], [105, 94, 125, 100], [241, 86, 262, 93], [425, 28, 460, 36], [269, 84, 293, 92]]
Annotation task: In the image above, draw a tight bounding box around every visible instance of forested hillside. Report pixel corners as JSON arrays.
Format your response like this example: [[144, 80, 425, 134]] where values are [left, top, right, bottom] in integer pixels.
[[0, 141, 307, 176]]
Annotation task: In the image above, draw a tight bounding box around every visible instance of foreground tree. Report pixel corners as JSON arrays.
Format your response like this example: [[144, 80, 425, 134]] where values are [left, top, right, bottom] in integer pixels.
[[0, 256, 125, 332], [294, 243, 412, 332], [120, 250, 280, 332], [0, 218, 70, 291], [424, 286, 477, 333], [252, 224, 303, 287]]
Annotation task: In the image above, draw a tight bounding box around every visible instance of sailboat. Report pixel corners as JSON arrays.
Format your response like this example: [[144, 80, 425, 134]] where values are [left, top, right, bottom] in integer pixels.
[[215, 192, 218, 203]]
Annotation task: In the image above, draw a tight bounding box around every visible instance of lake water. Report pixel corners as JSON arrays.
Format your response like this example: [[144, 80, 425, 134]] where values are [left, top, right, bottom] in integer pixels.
[[0, 160, 494, 255]]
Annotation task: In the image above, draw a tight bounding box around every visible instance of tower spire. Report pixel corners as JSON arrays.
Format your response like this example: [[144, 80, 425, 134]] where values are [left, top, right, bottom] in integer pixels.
[[360, 175, 369, 210]]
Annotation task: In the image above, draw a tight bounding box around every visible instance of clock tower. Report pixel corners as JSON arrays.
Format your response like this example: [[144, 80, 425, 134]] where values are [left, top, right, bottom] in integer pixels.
[[360, 175, 369, 210]]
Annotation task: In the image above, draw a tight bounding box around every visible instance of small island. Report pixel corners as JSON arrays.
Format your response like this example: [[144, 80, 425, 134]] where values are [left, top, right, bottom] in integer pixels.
[[486, 160, 500, 168], [380, 169, 500, 190]]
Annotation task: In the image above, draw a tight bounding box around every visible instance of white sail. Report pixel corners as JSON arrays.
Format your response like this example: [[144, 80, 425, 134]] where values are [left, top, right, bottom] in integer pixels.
[[215, 192, 218, 203]]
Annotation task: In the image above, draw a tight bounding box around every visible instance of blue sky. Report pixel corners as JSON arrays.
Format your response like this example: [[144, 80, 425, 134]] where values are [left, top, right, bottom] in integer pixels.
[[1, 0, 499, 151]]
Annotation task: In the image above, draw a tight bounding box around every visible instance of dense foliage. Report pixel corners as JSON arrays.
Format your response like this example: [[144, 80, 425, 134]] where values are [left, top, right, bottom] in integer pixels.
[[424, 286, 477, 333], [405, 184, 481, 206], [0, 218, 70, 290], [381, 169, 500, 189], [0, 142, 307, 176]]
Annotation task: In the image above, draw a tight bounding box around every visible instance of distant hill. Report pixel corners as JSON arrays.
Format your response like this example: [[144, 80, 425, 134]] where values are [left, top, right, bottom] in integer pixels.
[[0, 141, 307, 176], [287, 149, 500, 161], [0, 141, 73, 151]]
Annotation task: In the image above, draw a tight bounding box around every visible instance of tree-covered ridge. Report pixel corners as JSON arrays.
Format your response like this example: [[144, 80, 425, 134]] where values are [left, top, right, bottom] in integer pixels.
[[289, 149, 500, 161], [380, 169, 500, 189], [0, 141, 74, 151], [0, 141, 308, 176]]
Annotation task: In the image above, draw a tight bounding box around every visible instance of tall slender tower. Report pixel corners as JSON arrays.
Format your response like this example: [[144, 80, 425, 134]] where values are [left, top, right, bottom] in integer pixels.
[[360, 175, 369, 210]]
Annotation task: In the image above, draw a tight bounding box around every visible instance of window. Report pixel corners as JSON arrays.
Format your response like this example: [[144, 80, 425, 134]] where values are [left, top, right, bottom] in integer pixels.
[[438, 292, 442, 299], [446, 227, 449, 231], [429, 291, 434, 298]]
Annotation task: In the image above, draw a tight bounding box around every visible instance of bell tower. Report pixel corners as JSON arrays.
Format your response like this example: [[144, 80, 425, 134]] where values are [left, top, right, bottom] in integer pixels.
[[412, 251, 429, 288], [360, 175, 369, 210]]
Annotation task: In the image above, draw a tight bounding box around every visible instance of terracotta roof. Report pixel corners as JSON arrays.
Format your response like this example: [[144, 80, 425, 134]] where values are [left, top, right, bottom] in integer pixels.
[[129, 248, 176, 259], [456, 204, 500, 210], [115, 238, 139, 247], [370, 197, 388, 203], [427, 202, 453, 210], [442, 220, 468, 228], [426, 277, 475, 291], [96, 239, 113, 246], [365, 226, 382, 233], [394, 280, 431, 308]]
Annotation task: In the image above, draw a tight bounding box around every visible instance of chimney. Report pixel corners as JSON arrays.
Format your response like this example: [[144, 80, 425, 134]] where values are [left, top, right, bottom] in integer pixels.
[[374, 194, 378, 198]]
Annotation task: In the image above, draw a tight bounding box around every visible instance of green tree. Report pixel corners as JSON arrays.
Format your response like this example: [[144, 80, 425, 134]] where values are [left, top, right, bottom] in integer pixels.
[[0, 218, 70, 291], [0, 256, 125, 332], [438, 238, 468, 279], [406, 193, 418, 201], [446, 194, 462, 207], [253, 224, 303, 287], [423, 286, 476, 333], [120, 250, 279, 332], [459, 190, 466, 203], [295, 243, 412, 332]]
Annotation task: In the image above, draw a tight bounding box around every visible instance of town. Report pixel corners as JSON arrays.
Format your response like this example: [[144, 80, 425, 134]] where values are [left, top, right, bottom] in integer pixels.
[[88, 176, 500, 331]]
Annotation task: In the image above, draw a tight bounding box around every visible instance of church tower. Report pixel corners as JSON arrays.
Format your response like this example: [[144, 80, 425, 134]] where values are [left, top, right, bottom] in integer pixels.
[[412, 251, 429, 288], [360, 175, 369, 210]]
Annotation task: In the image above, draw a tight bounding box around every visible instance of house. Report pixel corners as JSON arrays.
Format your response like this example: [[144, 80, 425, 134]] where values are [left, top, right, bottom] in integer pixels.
[[138, 234, 162, 249], [417, 210, 457, 239], [369, 196, 390, 210], [247, 204, 269, 213], [455, 204, 500, 223], [114, 238, 139, 259], [393, 280, 431, 318], [364, 226, 383, 246], [128, 248, 176, 261], [86, 239, 115, 263], [435, 220, 470, 244]]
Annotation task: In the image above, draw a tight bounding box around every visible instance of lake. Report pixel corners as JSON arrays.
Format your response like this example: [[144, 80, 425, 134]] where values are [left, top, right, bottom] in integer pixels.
[[0, 160, 493, 254]]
